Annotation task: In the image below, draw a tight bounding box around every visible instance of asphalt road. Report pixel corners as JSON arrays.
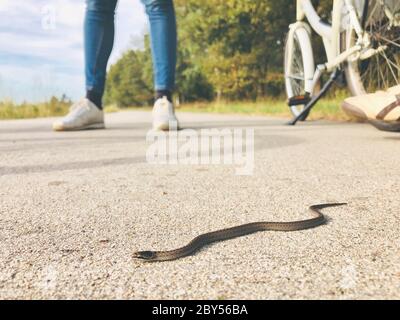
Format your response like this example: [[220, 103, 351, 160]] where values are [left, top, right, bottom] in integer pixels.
[[0, 111, 399, 299]]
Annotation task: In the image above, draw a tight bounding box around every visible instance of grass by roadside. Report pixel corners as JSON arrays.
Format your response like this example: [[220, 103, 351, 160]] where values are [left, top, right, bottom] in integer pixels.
[[0, 98, 70, 120], [177, 97, 351, 121], [0, 96, 351, 121], [105, 92, 351, 121]]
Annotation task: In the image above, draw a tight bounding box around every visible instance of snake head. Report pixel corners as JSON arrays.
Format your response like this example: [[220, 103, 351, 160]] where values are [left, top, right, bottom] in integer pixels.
[[133, 251, 157, 261]]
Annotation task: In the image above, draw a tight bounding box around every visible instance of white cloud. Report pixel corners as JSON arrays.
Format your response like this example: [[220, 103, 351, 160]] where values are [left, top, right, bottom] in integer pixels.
[[0, 0, 148, 103], [0, 64, 84, 102]]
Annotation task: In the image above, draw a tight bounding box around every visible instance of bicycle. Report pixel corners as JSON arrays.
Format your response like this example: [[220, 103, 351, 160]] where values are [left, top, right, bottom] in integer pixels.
[[284, 0, 400, 124]]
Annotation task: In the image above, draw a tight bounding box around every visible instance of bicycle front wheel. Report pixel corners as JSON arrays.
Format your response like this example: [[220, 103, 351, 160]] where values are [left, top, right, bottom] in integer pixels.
[[284, 24, 315, 118], [343, 0, 400, 97]]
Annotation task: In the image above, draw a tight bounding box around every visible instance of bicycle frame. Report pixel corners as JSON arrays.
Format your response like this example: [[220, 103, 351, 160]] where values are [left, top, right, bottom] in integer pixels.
[[286, 0, 369, 96], [296, 0, 368, 71], [287, 0, 399, 124]]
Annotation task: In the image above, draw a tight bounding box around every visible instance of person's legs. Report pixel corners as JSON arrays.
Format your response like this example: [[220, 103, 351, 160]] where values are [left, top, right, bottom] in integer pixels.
[[54, 0, 178, 131], [53, 0, 116, 131], [141, 0, 177, 102], [141, 0, 178, 131], [85, 0, 118, 109]]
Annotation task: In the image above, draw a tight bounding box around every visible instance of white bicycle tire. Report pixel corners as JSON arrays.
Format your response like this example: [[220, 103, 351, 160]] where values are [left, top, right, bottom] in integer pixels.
[[284, 24, 315, 117]]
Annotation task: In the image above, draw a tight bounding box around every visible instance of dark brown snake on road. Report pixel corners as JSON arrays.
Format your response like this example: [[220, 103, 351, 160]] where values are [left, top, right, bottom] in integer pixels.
[[133, 203, 347, 262]]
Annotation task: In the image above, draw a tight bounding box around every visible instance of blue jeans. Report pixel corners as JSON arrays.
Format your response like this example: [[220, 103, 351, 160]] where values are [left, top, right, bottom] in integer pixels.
[[84, 0, 177, 97]]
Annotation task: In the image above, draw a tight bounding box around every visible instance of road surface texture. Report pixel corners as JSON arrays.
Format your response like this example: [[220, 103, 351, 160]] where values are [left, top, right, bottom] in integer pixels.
[[0, 111, 399, 299]]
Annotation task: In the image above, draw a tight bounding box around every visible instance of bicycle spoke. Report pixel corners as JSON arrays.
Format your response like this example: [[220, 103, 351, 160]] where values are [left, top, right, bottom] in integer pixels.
[[349, 0, 400, 92], [377, 35, 400, 49], [288, 74, 304, 80], [379, 50, 400, 85], [288, 34, 306, 97]]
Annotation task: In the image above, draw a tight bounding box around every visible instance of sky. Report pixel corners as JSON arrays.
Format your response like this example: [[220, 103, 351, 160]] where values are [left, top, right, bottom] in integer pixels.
[[0, 0, 148, 103]]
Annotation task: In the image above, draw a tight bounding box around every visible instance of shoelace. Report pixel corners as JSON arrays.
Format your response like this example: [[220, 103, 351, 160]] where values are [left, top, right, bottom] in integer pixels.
[[69, 100, 89, 114]]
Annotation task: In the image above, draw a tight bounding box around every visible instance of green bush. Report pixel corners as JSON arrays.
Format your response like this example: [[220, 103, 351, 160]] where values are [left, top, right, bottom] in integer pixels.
[[0, 96, 71, 120]]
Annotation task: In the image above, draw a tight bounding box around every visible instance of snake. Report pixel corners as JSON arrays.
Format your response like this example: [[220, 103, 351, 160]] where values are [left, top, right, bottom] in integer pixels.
[[133, 203, 347, 262]]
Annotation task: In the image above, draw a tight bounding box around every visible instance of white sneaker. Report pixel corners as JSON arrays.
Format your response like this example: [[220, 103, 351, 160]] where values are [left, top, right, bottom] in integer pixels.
[[152, 96, 179, 131], [53, 98, 105, 131]]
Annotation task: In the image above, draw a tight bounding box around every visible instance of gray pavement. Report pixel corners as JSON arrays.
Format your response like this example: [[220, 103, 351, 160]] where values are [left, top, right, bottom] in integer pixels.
[[0, 110, 400, 299]]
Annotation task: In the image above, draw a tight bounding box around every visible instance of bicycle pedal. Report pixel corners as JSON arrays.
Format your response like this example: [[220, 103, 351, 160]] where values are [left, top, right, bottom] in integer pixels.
[[288, 94, 311, 107]]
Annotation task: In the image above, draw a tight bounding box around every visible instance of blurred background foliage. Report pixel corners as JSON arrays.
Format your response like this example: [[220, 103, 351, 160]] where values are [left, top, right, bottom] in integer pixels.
[[0, 95, 71, 119], [104, 0, 333, 107], [1, 0, 337, 118]]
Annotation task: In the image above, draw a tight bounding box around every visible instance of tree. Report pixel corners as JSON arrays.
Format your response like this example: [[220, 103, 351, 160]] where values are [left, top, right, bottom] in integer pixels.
[[174, 0, 296, 100], [104, 36, 154, 107], [105, 0, 314, 105]]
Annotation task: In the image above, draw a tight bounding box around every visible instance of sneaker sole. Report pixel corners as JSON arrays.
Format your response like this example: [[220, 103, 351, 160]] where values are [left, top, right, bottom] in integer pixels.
[[341, 101, 368, 121], [153, 123, 170, 131], [369, 120, 400, 132], [53, 122, 105, 132], [152, 120, 179, 131]]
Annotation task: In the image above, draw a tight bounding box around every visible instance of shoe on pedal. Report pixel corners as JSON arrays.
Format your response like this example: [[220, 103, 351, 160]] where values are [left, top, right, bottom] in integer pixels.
[[387, 85, 400, 95], [342, 91, 400, 131], [53, 98, 105, 131]]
